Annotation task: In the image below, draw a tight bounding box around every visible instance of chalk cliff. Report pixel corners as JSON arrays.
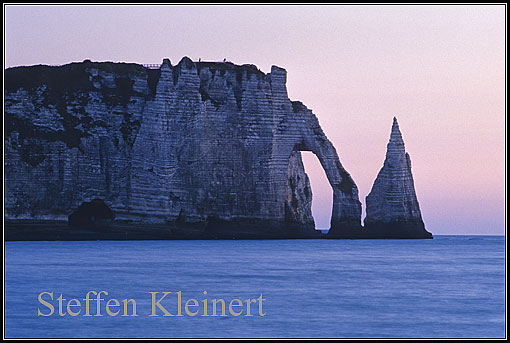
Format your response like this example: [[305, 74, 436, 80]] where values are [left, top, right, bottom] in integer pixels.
[[5, 57, 362, 238], [362, 117, 432, 238]]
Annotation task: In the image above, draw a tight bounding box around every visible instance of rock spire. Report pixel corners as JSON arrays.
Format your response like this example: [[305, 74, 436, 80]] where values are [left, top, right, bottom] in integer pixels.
[[363, 117, 432, 238]]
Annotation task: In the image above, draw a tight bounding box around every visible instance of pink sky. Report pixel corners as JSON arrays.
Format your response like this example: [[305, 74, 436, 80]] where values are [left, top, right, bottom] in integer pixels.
[[4, 5, 506, 234]]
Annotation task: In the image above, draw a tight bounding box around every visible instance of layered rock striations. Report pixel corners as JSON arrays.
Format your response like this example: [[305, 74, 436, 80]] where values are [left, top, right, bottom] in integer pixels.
[[362, 118, 432, 238], [5, 57, 362, 238]]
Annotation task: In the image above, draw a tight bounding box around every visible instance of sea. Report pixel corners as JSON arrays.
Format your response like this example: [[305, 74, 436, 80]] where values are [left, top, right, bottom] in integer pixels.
[[4, 235, 506, 338]]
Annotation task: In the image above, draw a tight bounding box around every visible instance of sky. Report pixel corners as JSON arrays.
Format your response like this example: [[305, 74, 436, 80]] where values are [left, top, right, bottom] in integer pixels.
[[4, 5, 506, 234]]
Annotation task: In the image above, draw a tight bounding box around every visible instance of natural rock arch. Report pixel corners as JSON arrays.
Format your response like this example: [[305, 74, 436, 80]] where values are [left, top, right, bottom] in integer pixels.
[[279, 100, 362, 234], [5, 58, 363, 238]]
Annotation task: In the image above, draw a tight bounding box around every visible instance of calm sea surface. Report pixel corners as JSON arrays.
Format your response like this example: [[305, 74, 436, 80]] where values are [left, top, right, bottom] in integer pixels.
[[4, 236, 506, 338]]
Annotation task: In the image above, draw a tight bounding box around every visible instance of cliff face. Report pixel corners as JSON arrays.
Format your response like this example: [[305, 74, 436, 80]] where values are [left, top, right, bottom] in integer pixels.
[[5, 57, 362, 237], [363, 118, 432, 238]]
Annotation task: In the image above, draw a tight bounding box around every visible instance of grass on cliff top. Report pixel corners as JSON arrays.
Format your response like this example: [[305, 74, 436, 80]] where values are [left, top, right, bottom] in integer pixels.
[[5, 61, 148, 94]]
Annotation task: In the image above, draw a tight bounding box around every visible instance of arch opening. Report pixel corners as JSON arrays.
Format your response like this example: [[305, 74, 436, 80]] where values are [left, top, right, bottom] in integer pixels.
[[300, 151, 333, 232]]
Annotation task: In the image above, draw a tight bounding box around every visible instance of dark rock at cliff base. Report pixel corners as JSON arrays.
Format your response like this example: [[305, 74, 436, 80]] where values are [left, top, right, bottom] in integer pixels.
[[325, 221, 363, 238], [363, 221, 432, 239], [362, 117, 432, 239], [203, 216, 323, 239], [68, 199, 115, 230]]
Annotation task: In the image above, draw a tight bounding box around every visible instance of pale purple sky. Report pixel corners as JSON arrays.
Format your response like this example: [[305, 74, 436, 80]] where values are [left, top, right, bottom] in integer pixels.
[[4, 5, 506, 234]]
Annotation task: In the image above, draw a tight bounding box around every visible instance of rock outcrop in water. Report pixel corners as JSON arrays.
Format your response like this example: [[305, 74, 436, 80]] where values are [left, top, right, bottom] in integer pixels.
[[5, 57, 362, 238], [362, 117, 432, 238]]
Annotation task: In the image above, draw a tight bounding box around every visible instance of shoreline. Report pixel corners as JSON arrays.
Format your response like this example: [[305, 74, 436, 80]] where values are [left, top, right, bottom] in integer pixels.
[[4, 220, 433, 241]]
